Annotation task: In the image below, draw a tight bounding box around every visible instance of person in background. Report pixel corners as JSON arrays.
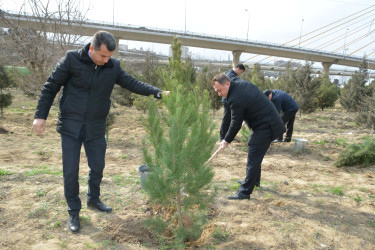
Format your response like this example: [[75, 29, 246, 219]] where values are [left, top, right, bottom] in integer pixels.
[[212, 73, 285, 200], [32, 30, 169, 233], [263, 89, 299, 142]]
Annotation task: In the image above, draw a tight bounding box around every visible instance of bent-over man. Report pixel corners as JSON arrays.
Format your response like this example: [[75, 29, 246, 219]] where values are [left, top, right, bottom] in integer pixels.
[[212, 74, 285, 200]]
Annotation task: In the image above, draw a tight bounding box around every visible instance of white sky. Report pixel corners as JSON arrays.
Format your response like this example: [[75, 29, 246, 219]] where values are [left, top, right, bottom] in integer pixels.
[[2, 0, 375, 69]]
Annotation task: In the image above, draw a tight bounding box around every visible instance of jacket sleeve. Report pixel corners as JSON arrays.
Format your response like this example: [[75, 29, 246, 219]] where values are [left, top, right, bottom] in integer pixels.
[[223, 102, 244, 143], [34, 52, 71, 119], [117, 68, 161, 98], [220, 103, 231, 141]]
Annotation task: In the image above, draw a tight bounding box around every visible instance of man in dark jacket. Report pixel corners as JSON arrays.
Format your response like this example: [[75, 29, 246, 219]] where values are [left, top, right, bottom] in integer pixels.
[[263, 89, 299, 142], [33, 31, 168, 233], [212, 73, 285, 200]]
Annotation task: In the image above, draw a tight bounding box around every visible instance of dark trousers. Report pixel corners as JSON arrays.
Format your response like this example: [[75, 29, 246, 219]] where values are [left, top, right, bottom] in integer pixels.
[[278, 110, 298, 140], [61, 127, 107, 215], [238, 131, 272, 196]]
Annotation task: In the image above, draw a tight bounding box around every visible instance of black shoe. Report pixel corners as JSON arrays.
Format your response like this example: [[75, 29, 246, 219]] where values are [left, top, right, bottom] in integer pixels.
[[272, 139, 283, 143], [283, 138, 291, 142], [68, 214, 80, 233], [227, 193, 250, 200], [87, 200, 112, 212]]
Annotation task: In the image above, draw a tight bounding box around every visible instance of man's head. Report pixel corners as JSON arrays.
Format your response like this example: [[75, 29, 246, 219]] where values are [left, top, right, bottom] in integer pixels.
[[89, 31, 116, 66], [263, 89, 273, 100], [233, 63, 245, 76], [212, 73, 231, 98]]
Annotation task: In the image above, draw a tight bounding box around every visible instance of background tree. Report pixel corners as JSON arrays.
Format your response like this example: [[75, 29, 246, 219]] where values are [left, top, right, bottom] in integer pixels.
[[293, 63, 321, 114], [315, 75, 340, 111], [250, 63, 267, 91], [0, 65, 15, 118], [142, 37, 217, 246], [340, 56, 369, 112], [131, 52, 164, 112], [196, 65, 221, 112], [0, 0, 88, 97], [272, 62, 296, 94]]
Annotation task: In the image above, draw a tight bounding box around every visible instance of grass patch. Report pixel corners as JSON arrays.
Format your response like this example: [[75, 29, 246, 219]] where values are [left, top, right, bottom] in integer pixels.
[[36, 189, 47, 197], [121, 154, 128, 159], [313, 140, 329, 146], [353, 194, 362, 203], [28, 203, 49, 218], [327, 186, 344, 196], [334, 138, 347, 146], [80, 215, 91, 225], [212, 226, 229, 243], [0, 169, 12, 176], [24, 165, 62, 176]]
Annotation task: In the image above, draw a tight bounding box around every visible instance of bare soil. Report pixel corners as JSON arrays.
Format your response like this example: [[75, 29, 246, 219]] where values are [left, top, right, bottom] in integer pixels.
[[0, 90, 374, 249]]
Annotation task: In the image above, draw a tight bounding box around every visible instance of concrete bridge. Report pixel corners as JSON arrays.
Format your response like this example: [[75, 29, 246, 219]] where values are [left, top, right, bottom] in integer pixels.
[[1, 10, 374, 75]]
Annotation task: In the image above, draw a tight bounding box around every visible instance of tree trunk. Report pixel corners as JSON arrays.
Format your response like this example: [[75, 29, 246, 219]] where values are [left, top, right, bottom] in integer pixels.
[[176, 192, 182, 228]]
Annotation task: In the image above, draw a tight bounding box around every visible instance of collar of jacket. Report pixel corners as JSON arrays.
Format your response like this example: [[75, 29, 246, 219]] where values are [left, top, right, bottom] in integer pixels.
[[79, 43, 114, 68]]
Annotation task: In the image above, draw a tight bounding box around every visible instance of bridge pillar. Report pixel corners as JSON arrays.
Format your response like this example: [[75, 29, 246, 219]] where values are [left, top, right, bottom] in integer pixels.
[[113, 37, 120, 58], [232, 50, 242, 67], [322, 62, 333, 76]]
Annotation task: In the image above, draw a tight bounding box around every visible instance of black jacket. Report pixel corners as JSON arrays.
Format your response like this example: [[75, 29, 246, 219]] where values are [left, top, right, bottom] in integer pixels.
[[35, 43, 161, 140], [220, 77, 285, 144]]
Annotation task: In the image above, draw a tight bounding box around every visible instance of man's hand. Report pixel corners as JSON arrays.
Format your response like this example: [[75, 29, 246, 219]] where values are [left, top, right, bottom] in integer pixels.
[[220, 140, 229, 151], [33, 118, 46, 135]]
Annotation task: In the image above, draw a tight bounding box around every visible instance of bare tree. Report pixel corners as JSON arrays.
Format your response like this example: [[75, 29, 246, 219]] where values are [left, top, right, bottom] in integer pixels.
[[0, 0, 89, 97]]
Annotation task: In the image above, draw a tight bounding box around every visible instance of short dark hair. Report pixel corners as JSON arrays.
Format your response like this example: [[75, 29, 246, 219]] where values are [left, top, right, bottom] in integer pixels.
[[212, 73, 230, 86], [235, 63, 245, 71], [91, 31, 116, 51], [263, 89, 272, 97]]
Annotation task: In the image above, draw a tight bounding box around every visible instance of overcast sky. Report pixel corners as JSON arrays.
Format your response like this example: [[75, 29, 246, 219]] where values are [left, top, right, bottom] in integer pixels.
[[3, 0, 375, 69]]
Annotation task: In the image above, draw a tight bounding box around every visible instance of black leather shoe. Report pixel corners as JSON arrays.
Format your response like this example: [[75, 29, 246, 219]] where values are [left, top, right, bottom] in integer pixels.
[[87, 200, 112, 212], [68, 214, 80, 233], [227, 193, 250, 200], [283, 138, 291, 142]]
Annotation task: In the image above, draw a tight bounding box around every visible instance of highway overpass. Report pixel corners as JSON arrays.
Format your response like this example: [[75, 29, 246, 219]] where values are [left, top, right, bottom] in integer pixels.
[[1, 10, 374, 75]]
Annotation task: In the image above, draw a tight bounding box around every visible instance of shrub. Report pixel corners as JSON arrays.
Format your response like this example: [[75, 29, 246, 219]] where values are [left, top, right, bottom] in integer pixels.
[[335, 138, 375, 167]]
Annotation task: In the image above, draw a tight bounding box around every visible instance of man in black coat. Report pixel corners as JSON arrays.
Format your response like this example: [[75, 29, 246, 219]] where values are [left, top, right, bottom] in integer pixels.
[[212, 73, 285, 200], [33, 31, 169, 232], [263, 89, 299, 142]]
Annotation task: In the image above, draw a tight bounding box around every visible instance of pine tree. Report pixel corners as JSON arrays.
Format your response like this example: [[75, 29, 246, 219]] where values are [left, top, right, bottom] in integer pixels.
[[315, 75, 340, 111], [142, 37, 217, 244], [340, 56, 369, 112], [196, 65, 221, 112], [294, 63, 320, 114], [0, 65, 15, 118], [250, 63, 266, 91]]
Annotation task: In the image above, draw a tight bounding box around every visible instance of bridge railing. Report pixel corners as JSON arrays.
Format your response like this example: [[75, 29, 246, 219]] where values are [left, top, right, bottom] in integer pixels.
[[2, 9, 373, 63]]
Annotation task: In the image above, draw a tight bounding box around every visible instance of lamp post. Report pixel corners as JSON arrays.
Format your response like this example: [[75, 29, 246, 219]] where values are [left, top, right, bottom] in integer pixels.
[[298, 19, 304, 48], [184, 0, 187, 33], [112, 0, 115, 26], [245, 9, 250, 41]]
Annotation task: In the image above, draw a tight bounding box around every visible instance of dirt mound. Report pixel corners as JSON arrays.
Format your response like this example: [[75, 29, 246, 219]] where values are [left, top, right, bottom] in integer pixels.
[[105, 215, 157, 246]]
